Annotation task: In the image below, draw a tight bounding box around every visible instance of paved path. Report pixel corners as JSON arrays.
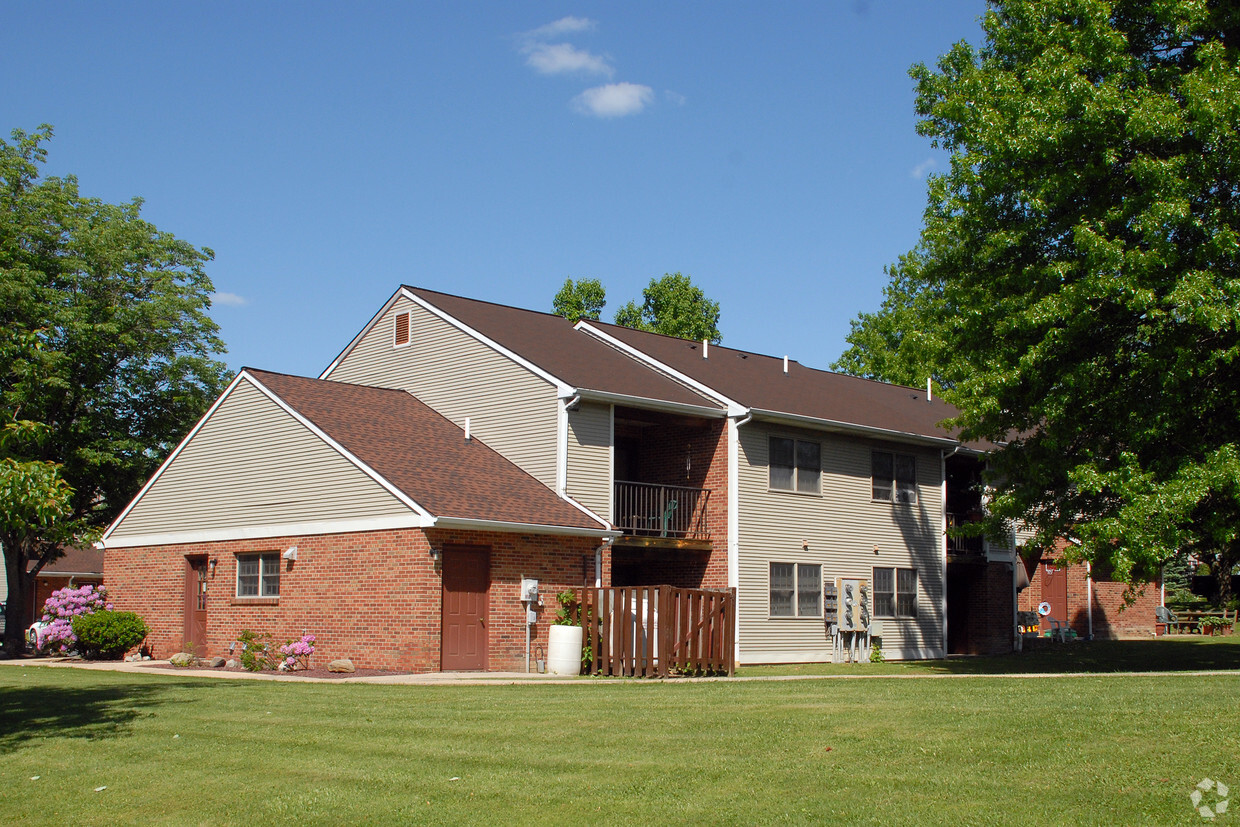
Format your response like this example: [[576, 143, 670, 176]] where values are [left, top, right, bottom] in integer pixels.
[[1, 656, 1237, 685]]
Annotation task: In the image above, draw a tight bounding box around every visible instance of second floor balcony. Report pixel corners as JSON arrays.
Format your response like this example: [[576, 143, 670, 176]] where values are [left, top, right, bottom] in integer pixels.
[[613, 480, 711, 542]]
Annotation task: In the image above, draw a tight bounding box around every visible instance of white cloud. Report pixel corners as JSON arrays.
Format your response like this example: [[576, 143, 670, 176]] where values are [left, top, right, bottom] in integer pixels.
[[572, 83, 654, 118], [664, 90, 686, 106], [525, 16, 596, 40], [523, 42, 613, 77], [211, 291, 248, 307], [910, 158, 938, 179]]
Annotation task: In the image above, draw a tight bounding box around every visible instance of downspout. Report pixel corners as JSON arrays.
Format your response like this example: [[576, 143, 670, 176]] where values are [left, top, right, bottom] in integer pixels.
[[1086, 560, 1093, 640], [940, 447, 964, 657], [727, 411, 752, 665]]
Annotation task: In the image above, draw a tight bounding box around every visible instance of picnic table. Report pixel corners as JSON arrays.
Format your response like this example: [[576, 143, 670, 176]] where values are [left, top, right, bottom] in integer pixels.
[[1160, 609, 1236, 635]]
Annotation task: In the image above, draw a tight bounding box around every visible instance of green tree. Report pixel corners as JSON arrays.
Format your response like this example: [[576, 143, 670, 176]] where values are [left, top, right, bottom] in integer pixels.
[[613, 272, 722, 342], [888, 0, 1240, 600], [832, 251, 947, 390], [1, 126, 229, 653], [551, 277, 607, 323]]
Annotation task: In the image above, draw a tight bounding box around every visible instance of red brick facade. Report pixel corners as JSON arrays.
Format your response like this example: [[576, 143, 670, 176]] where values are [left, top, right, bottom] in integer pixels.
[[105, 527, 608, 672], [1017, 542, 1160, 639], [947, 561, 1015, 655]]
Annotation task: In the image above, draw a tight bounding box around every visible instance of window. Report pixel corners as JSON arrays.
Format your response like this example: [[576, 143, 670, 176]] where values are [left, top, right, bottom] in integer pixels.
[[393, 311, 411, 347], [872, 451, 916, 503], [236, 553, 280, 598], [769, 437, 821, 493], [873, 567, 917, 617], [770, 562, 822, 617]]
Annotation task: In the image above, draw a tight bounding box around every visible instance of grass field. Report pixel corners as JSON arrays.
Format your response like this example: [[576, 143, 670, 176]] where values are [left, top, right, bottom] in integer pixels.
[[1, 639, 1237, 825]]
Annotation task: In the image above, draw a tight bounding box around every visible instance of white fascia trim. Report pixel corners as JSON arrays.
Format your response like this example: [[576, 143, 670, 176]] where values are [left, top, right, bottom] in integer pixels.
[[405, 289, 573, 395], [575, 321, 747, 416], [319, 288, 403, 379], [570, 389, 727, 420], [242, 373, 436, 521], [748, 408, 961, 449], [102, 371, 250, 541], [433, 516, 620, 539], [102, 513, 436, 549]]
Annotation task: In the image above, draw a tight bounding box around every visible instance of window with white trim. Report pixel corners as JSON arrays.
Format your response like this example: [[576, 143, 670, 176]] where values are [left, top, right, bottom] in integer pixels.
[[769, 437, 821, 493], [872, 450, 916, 503], [873, 567, 916, 617], [769, 562, 822, 617], [393, 311, 411, 347], [236, 553, 280, 598]]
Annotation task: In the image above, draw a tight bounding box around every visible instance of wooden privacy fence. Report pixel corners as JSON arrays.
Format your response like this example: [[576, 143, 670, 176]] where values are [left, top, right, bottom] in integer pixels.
[[572, 586, 736, 678]]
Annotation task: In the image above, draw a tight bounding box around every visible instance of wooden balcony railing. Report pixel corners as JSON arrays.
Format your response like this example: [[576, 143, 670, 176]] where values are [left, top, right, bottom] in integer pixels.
[[613, 481, 711, 540], [571, 586, 736, 677]]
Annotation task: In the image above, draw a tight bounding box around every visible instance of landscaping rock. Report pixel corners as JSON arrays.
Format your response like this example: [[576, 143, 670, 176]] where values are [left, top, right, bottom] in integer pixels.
[[327, 658, 355, 673], [208, 656, 226, 668], [125, 653, 141, 663], [225, 659, 238, 668], [168, 652, 195, 667]]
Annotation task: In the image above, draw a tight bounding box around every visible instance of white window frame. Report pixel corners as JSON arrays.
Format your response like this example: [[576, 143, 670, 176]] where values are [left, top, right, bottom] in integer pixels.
[[769, 562, 823, 618], [393, 310, 412, 348], [872, 450, 917, 504], [768, 436, 822, 494], [236, 552, 280, 598], [873, 567, 917, 618]]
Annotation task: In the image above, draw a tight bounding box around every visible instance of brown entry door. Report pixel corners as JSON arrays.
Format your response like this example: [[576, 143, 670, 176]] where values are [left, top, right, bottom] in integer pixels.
[[1040, 563, 1068, 634], [184, 557, 208, 654], [441, 546, 490, 671]]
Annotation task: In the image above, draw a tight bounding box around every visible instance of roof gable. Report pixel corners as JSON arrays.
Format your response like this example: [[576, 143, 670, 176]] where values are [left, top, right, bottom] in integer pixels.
[[248, 370, 606, 530]]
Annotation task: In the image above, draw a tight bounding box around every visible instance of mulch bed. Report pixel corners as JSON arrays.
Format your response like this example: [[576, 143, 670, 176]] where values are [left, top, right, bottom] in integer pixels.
[[137, 662, 409, 680]]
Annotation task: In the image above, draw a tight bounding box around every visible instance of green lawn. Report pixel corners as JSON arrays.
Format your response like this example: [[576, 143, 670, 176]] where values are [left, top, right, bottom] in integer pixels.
[[1, 640, 1237, 825]]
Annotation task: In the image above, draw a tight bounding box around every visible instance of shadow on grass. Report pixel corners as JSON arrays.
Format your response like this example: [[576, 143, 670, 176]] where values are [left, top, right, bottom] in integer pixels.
[[912, 637, 1240, 675], [0, 680, 185, 751]]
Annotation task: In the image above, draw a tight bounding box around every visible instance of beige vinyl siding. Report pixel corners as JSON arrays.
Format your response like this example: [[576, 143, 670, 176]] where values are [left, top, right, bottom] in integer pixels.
[[326, 296, 559, 488], [109, 380, 413, 538], [736, 423, 945, 662], [566, 402, 611, 520]]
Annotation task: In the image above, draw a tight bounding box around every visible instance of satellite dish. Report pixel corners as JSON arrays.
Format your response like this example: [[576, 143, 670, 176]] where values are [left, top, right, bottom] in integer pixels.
[[1037, 602, 1052, 616]]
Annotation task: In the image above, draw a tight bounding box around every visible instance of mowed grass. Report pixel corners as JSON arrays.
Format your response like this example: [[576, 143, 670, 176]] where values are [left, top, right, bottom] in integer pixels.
[[0, 641, 1236, 826]]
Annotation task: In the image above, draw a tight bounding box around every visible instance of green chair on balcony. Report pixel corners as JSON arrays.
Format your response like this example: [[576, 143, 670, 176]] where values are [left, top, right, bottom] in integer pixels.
[[659, 499, 678, 537]]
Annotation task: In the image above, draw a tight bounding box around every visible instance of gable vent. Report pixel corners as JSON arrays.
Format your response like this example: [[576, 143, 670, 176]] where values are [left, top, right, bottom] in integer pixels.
[[393, 311, 411, 347]]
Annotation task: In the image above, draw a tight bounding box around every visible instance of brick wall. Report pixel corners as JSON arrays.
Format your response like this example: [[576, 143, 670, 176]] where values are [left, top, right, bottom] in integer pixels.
[[947, 561, 1014, 655], [1017, 542, 1160, 639], [105, 527, 606, 672]]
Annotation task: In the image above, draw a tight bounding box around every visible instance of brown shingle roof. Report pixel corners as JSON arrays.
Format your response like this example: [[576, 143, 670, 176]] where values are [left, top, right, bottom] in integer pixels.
[[247, 369, 605, 531], [585, 321, 971, 445], [404, 287, 722, 411], [31, 546, 104, 576]]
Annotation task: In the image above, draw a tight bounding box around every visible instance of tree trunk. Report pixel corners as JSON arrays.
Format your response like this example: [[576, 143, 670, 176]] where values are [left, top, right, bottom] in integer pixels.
[[1213, 547, 1236, 611], [2, 539, 30, 657]]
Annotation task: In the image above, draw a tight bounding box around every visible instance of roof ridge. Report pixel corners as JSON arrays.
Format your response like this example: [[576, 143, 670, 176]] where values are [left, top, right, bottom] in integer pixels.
[[404, 284, 576, 325]]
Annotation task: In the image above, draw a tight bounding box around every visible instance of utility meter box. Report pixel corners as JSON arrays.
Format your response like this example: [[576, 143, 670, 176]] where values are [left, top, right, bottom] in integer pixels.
[[836, 578, 868, 631], [520, 578, 540, 603]]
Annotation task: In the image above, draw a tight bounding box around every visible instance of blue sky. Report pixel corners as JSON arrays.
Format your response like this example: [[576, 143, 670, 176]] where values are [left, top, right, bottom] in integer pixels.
[[2, 2, 986, 379]]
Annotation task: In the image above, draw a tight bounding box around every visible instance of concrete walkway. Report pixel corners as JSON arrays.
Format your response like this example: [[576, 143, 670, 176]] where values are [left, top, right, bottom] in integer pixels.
[[2, 656, 1237, 685]]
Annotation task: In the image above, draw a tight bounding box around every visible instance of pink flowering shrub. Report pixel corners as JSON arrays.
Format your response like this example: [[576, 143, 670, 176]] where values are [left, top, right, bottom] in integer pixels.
[[37, 584, 113, 654], [279, 634, 316, 671]]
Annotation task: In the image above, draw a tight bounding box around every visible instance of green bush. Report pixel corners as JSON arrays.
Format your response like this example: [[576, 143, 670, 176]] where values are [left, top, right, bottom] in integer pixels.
[[237, 629, 280, 671], [71, 610, 148, 660]]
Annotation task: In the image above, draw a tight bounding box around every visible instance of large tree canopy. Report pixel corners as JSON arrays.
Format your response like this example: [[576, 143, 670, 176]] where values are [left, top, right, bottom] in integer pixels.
[[551, 277, 607, 323], [613, 272, 722, 343], [1, 126, 229, 651], [839, 0, 1240, 599]]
